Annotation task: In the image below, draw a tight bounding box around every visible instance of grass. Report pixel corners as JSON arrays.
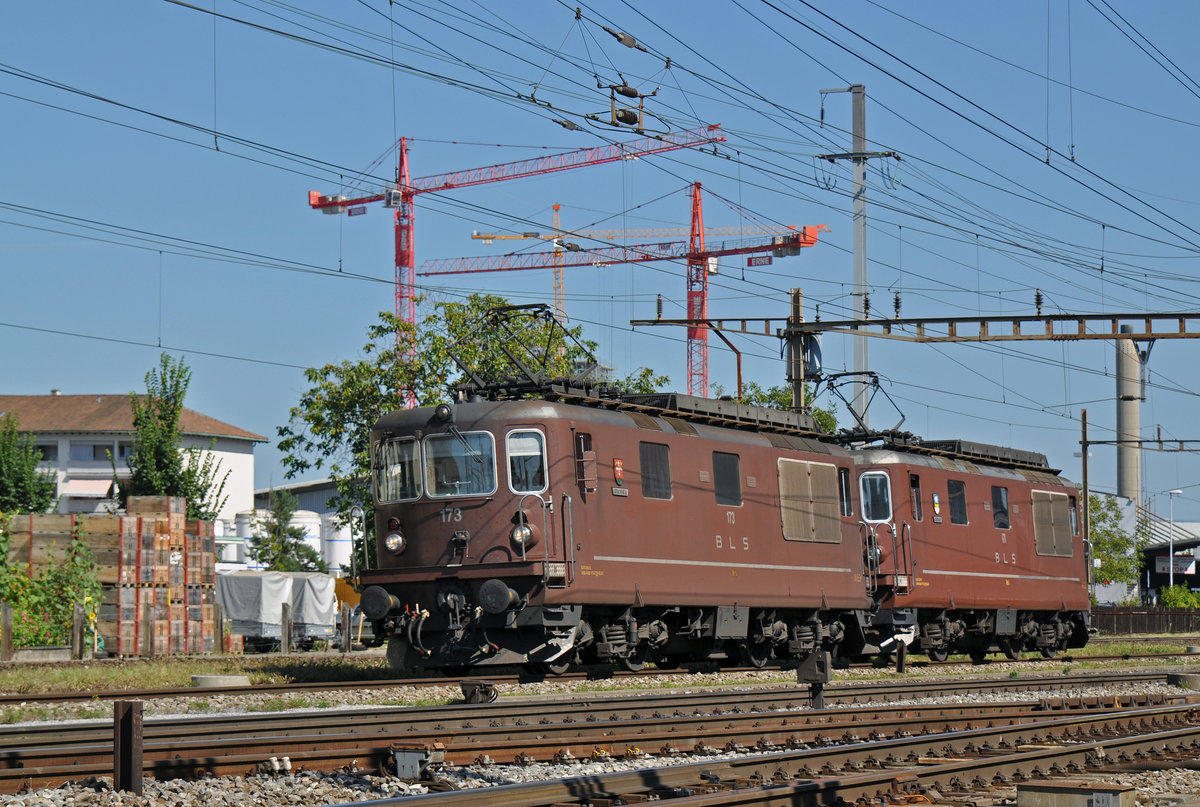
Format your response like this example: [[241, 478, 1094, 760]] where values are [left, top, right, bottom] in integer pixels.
[[0, 636, 1193, 698], [0, 654, 397, 694]]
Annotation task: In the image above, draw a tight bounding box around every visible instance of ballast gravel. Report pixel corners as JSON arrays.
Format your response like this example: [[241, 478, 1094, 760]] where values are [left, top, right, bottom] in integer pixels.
[[2, 664, 1199, 807]]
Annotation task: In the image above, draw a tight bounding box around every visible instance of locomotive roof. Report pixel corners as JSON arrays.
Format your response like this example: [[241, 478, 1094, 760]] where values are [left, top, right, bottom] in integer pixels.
[[373, 385, 1057, 474]]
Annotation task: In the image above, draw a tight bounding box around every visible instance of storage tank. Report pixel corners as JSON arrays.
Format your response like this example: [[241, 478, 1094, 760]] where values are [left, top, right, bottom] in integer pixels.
[[234, 509, 273, 568], [320, 513, 353, 575], [291, 510, 324, 565]]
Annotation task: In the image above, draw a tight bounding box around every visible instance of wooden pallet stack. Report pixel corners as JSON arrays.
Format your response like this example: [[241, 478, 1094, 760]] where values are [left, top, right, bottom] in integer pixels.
[[3, 496, 220, 657]]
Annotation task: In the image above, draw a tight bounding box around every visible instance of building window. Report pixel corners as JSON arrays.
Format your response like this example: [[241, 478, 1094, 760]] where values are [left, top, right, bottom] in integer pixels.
[[639, 442, 672, 499], [69, 442, 110, 462], [712, 451, 741, 506], [991, 486, 1010, 529], [948, 479, 969, 525], [118, 442, 134, 461], [35, 443, 58, 463]]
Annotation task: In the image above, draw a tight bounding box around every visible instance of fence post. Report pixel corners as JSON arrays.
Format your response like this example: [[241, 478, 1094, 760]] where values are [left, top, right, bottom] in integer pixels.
[[71, 603, 84, 660], [280, 602, 292, 654], [0, 602, 12, 662], [340, 604, 352, 654], [214, 603, 225, 655], [113, 701, 144, 794]]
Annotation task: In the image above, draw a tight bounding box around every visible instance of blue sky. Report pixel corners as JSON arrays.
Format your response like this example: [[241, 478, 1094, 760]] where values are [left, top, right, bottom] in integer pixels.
[[3, 1, 1200, 519]]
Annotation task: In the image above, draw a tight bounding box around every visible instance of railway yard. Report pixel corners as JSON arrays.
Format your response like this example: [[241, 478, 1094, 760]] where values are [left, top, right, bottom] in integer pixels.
[[5, 643, 1200, 806]]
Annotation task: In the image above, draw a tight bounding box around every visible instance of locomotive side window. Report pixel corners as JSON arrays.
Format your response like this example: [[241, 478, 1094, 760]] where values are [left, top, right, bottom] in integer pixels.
[[375, 437, 420, 502], [859, 472, 892, 523], [991, 486, 1010, 529], [838, 468, 853, 517], [1032, 490, 1074, 557], [713, 451, 742, 506], [506, 430, 548, 494], [909, 474, 923, 521], [424, 431, 497, 498], [1068, 495, 1079, 535], [947, 479, 969, 525], [779, 459, 841, 542], [639, 441, 673, 499]]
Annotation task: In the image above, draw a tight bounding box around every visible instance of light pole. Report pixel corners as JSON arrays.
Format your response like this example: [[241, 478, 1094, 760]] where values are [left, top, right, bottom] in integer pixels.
[[1168, 489, 1183, 590]]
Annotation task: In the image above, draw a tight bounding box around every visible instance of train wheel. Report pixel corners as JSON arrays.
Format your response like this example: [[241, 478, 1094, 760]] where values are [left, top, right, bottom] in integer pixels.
[[927, 648, 948, 662], [1002, 638, 1022, 660], [969, 649, 988, 664], [1039, 645, 1058, 659], [620, 646, 648, 672], [545, 657, 572, 676], [742, 641, 772, 669]]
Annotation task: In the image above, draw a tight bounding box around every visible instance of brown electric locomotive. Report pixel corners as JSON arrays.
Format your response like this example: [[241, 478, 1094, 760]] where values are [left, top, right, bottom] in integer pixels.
[[358, 388, 1090, 673]]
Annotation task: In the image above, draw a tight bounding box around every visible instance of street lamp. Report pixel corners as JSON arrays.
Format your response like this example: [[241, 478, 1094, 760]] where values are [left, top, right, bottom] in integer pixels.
[[1168, 489, 1183, 590]]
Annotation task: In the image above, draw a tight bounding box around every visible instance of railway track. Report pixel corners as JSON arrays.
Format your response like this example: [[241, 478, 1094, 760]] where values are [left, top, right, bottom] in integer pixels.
[[0, 670, 1190, 794], [366, 703, 1200, 807]]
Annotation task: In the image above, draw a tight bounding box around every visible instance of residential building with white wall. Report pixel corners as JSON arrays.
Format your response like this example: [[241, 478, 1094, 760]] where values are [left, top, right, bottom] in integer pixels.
[[0, 391, 264, 524]]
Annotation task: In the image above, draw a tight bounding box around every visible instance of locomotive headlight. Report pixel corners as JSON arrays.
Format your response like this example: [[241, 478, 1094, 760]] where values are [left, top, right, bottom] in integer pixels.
[[384, 531, 406, 555], [510, 523, 533, 549]]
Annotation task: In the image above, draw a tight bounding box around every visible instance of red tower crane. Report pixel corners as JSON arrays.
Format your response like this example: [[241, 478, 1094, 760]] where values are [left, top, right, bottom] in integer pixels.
[[307, 125, 727, 336], [420, 182, 824, 396]]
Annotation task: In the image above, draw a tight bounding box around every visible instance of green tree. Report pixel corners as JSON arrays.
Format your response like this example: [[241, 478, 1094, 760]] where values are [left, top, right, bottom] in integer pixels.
[[0, 413, 56, 515], [118, 353, 230, 521], [277, 294, 662, 567], [248, 488, 328, 573], [1088, 493, 1148, 586], [713, 381, 838, 433]]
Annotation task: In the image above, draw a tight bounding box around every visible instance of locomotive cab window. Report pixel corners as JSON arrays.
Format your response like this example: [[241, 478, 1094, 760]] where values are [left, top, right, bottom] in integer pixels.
[[375, 437, 420, 503], [859, 471, 892, 523], [639, 441, 672, 500], [991, 486, 1010, 529], [713, 451, 742, 506], [506, 430, 548, 494], [424, 431, 497, 498], [947, 479, 969, 525]]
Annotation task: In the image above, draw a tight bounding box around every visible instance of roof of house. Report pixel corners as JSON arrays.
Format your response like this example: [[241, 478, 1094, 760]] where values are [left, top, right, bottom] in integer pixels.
[[0, 395, 266, 442]]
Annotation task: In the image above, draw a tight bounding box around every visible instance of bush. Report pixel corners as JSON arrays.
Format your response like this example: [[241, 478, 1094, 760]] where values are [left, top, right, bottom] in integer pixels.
[[1159, 584, 1200, 609], [0, 517, 101, 649]]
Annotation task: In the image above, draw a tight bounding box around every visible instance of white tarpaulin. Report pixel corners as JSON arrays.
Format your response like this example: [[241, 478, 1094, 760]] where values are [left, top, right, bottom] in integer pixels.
[[216, 571, 337, 641], [290, 572, 337, 638], [216, 571, 292, 638]]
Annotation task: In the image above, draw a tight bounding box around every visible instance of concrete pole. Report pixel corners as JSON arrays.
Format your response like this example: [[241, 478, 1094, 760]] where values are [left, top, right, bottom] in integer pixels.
[[1115, 326, 1141, 503], [789, 288, 805, 412], [850, 84, 869, 428]]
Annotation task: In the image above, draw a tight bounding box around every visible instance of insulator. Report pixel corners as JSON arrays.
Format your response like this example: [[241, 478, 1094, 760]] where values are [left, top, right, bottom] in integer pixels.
[[614, 108, 639, 125], [893, 290, 901, 318], [614, 84, 640, 99], [1035, 288, 1043, 316], [862, 293, 870, 318], [656, 294, 663, 320]]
